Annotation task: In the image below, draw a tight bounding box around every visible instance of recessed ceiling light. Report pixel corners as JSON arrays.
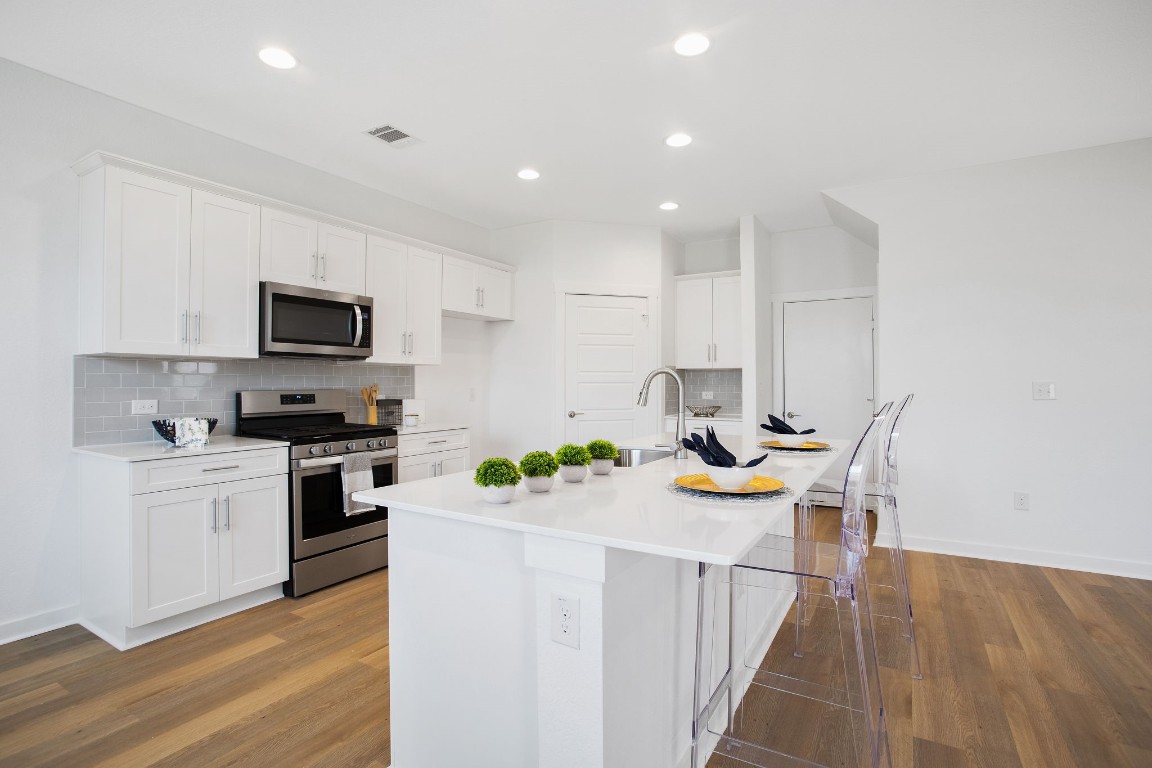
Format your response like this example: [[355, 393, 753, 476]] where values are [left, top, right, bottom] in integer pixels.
[[659, 202, 679, 211], [517, 168, 540, 180], [258, 47, 297, 69], [665, 133, 693, 148], [673, 33, 710, 57]]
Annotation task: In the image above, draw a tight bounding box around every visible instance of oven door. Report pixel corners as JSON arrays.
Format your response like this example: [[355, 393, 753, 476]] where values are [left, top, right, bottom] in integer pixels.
[[291, 450, 396, 559], [261, 281, 373, 359]]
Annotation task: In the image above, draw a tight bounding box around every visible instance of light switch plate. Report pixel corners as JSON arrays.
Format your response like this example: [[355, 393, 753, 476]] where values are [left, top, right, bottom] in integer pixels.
[[131, 399, 158, 415], [701, 391, 714, 400]]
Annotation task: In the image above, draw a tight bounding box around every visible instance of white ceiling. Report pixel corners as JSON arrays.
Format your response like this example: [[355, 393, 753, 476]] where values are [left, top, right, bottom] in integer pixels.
[[2, 0, 1151, 241]]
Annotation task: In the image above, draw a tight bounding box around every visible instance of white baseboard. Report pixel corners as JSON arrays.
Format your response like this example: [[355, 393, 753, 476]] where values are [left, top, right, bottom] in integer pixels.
[[874, 532, 1152, 581], [0, 604, 80, 646]]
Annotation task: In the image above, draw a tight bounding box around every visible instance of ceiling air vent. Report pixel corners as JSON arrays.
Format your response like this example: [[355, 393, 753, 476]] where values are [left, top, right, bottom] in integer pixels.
[[364, 124, 421, 148]]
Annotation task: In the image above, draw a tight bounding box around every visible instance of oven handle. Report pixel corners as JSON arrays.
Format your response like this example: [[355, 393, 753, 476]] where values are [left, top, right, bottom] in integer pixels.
[[294, 448, 397, 470], [352, 305, 364, 347]]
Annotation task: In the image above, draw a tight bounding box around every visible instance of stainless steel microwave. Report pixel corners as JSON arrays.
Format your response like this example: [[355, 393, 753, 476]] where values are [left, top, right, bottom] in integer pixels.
[[260, 282, 373, 360]]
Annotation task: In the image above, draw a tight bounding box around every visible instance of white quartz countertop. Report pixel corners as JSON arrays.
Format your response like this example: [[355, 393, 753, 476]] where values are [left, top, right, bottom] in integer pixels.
[[73, 435, 289, 462], [355, 432, 846, 565], [666, 413, 742, 421], [395, 422, 469, 436]]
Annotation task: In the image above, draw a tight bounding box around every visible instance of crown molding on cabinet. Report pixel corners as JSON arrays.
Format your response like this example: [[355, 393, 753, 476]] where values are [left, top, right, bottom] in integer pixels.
[[71, 151, 514, 273]]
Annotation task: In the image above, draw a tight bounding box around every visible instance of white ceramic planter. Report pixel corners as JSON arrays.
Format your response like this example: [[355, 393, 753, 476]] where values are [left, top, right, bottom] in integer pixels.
[[524, 475, 555, 493], [589, 458, 615, 476], [558, 464, 588, 483], [479, 484, 517, 504]]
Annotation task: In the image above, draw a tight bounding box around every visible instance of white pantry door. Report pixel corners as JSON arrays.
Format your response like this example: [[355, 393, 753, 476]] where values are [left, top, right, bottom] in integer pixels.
[[782, 297, 875, 494], [563, 295, 652, 443]]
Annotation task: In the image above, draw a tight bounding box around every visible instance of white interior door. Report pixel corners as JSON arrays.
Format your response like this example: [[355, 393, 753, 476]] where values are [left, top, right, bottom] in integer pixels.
[[782, 297, 875, 494], [564, 294, 652, 443]]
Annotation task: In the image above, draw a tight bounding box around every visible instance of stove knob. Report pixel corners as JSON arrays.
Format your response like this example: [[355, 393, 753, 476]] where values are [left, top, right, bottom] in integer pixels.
[[346, 441, 356, 451], [323, 444, 333, 454], [366, 439, 377, 449], [309, 446, 321, 456]]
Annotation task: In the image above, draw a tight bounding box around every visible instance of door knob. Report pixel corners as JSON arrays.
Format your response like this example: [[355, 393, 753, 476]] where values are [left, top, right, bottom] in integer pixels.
[[786, 411, 802, 419], [568, 411, 584, 418]]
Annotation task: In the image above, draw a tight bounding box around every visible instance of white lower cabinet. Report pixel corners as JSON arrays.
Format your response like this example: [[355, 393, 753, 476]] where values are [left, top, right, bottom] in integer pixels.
[[398, 429, 470, 483], [79, 443, 289, 650]]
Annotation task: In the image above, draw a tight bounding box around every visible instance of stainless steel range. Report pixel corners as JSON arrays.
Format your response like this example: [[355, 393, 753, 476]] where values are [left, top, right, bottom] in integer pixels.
[[236, 389, 397, 596]]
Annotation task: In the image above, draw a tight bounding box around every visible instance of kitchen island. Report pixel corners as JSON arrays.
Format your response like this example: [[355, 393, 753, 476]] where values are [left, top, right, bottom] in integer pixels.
[[354, 434, 845, 768]]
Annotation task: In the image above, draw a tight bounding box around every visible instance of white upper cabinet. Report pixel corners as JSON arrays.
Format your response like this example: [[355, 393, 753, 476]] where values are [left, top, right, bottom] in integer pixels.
[[365, 236, 443, 365], [441, 255, 513, 321], [190, 190, 260, 358], [674, 274, 742, 369], [260, 208, 366, 296], [77, 165, 259, 358]]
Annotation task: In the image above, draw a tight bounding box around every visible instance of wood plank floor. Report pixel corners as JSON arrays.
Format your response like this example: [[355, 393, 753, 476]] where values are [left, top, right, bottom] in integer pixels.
[[1, 508, 1150, 767]]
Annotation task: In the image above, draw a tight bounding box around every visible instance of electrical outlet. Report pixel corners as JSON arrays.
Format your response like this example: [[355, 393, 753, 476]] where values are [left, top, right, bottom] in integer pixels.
[[551, 593, 580, 649], [701, 391, 714, 400], [1032, 381, 1056, 400], [131, 399, 158, 415], [1013, 492, 1030, 511]]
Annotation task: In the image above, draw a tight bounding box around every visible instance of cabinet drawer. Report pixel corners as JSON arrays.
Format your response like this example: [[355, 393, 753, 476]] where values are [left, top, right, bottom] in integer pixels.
[[131, 448, 287, 495], [398, 429, 469, 457]]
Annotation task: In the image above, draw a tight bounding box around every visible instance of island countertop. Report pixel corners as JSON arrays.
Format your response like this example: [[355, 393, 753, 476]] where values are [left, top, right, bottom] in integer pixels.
[[354, 432, 845, 565]]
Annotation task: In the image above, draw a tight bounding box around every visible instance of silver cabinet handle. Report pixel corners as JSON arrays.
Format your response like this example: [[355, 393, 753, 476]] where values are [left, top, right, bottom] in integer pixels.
[[407, 332, 414, 355], [480, 288, 485, 308], [193, 312, 201, 345], [568, 410, 584, 418], [786, 411, 802, 419], [400, 331, 407, 355], [706, 343, 711, 362], [223, 496, 231, 531], [319, 254, 327, 281], [475, 286, 480, 308], [427, 439, 448, 445], [181, 311, 188, 344], [311, 253, 317, 279], [210, 497, 218, 534], [202, 464, 240, 472]]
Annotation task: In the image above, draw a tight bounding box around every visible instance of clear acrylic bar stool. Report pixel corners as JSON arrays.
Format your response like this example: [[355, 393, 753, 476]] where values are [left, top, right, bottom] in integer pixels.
[[691, 406, 894, 768], [796, 394, 921, 680]]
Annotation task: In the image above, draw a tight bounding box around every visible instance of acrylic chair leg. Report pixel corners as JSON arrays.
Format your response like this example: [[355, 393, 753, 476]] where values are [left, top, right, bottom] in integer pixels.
[[838, 572, 894, 768], [691, 561, 708, 768], [885, 493, 922, 680], [794, 493, 814, 658]]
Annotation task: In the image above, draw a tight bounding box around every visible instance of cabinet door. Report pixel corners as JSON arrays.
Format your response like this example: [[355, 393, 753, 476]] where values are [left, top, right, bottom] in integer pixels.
[[130, 485, 219, 626], [103, 167, 192, 356], [435, 448, 469, 477], [218, 475, 288, 601], [406, 247, 443, 364], [190, 190, 260, 358], [317, 222, 367, 295], [260, 207, 318, 287], [477, 266, 513, 320], [366, 235, 408, 364], [711, 277, 742, 368], [398, 454, 436, 483], [674, 279, 714, 368], [441, 255, 478, 314]]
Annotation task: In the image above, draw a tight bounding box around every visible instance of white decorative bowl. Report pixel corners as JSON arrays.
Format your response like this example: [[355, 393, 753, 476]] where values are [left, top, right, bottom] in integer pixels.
[[707, 466, 757, 490], [777, 433, 811, 448], [480, 484, 517, 504], [558, 464, 588, 483], [590, 458, 615, 476], [524, 475, 555, 493]]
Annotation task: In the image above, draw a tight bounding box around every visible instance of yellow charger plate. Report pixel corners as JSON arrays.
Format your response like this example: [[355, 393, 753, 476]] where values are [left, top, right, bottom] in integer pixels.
[[758, 440, 830, 450], [674, 473, 786, 495]]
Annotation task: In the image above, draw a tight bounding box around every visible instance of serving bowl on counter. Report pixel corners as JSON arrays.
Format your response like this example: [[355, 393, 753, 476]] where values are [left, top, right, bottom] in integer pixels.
[[152, 417, 219, 445], [687, 405, 722, 418]]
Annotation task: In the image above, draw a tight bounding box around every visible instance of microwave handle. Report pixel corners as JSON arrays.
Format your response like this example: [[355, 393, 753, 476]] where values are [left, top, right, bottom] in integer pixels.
[[353, 305, 364, 347]]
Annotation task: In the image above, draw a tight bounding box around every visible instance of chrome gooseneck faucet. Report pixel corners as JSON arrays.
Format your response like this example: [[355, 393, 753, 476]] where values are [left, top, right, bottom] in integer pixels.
[[637, 366, 688, 459]]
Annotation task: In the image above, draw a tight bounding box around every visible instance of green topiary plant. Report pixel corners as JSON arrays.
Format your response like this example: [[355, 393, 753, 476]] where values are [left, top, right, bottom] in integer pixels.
[[473, 457, 522, 487], [519, 451, 559, 478], [586, 439, 619, 461], [554, 443, 592, 466]]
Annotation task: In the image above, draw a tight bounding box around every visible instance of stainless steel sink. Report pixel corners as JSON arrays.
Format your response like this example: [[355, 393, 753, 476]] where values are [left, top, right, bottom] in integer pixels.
[[614, 447, 676, 467]]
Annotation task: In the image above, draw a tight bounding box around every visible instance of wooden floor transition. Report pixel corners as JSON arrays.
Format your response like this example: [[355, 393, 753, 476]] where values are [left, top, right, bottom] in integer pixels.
[[1, 508, 1150, 767]]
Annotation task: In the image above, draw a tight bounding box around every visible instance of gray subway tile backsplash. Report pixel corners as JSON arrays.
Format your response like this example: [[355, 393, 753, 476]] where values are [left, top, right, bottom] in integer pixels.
[[664, 368, 743, 416], [73, 356, 415, 446]]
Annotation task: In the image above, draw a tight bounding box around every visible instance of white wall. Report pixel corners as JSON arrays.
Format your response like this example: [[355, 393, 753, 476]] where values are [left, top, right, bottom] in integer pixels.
[[740, 216, 774, 431], [413, 318, 492, 458], [826, 138, 1152, 578], [487, 220, 666, 461], [769, 226, 877, 294], [0, 58, 491, 642], [681, 237, 740, 274]]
